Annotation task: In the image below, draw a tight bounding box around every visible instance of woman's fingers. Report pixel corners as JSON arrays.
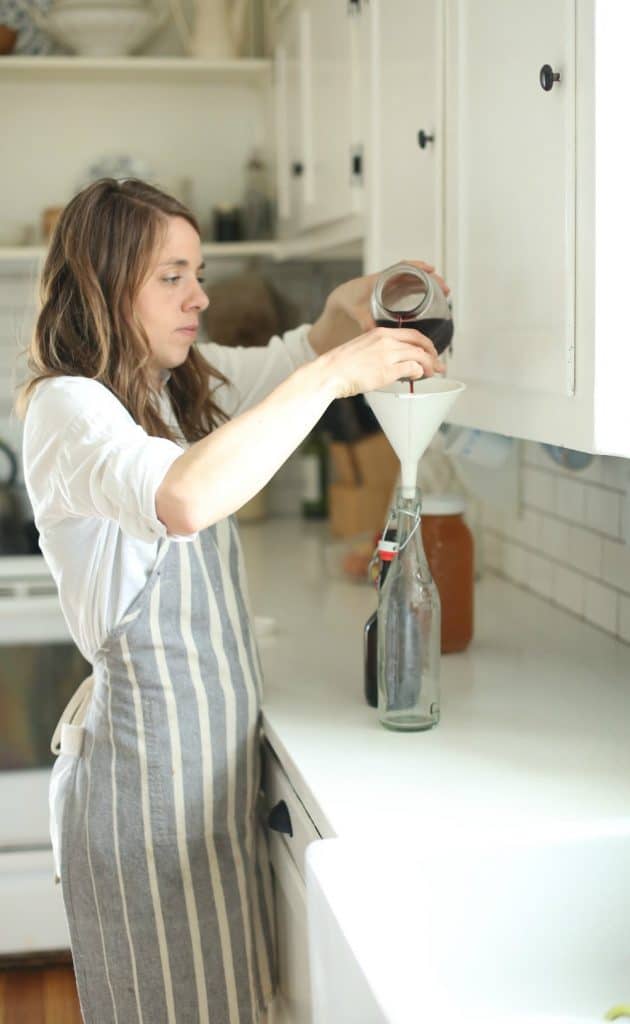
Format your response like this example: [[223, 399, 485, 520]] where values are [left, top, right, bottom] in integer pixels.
[[399, 360, 426, 380], [328, 323, 447, 398], [402, 259, 450, 296], [396, 346, 444, 377], [403, 259, 435, 273], [378, 326, 439, 357]]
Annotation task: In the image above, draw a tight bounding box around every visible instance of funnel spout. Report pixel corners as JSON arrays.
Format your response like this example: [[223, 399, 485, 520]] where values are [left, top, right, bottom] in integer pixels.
[[365, 378, 466, 496]]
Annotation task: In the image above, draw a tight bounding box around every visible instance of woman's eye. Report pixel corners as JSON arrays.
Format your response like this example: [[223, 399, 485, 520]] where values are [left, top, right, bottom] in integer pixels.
[[197, 277, 206, 285], [163, 275, 181, 285]]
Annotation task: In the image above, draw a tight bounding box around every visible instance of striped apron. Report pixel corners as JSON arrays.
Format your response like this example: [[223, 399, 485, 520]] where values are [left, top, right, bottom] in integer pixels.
[[51, 517, 276, 1023]]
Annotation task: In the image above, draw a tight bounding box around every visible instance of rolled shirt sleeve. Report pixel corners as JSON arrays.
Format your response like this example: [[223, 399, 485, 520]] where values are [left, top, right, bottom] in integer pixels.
[[23, 377, 187, 544]]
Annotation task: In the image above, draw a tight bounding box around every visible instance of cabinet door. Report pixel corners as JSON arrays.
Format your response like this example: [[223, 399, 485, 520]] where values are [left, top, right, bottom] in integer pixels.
[[366, 0, 444, 272], [274, 0, 303, 235], [269, 831, 313, 1024], [299, 0, 361, 230], [445, 0, 576, 407]]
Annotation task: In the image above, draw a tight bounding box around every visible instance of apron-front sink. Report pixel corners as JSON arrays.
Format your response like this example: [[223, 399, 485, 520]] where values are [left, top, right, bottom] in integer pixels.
[[305, 823, 630, 1023]]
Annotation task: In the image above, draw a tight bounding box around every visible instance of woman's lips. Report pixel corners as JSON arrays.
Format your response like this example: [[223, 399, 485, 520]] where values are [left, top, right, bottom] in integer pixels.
[[177, 327, 197, 336]]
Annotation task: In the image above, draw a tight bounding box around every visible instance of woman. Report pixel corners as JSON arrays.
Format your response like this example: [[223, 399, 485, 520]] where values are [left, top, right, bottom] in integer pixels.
[[17, 178, 445, 1024]]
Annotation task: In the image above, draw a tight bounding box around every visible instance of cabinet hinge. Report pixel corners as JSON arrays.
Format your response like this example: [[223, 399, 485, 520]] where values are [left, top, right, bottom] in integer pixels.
[[350, 144, 364, 184], [347, 0, 362, 14]]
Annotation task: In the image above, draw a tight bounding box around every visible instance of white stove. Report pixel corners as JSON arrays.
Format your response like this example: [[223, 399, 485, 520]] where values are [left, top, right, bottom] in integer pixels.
[[0, 555, 88, 954]]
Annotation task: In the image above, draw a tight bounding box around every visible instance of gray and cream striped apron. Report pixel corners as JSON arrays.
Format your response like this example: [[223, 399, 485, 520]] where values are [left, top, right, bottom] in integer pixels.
[[51, 516, 276, 1023]]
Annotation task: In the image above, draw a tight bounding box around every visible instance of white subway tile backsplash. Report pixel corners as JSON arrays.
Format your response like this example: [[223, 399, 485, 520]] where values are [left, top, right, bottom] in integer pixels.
[[549, 455, 605, 487], [522, 441, 545, 469], [503, 540, 527, 586], [479, 437, 630, 646], [553, 565, 584, 617], [539, 514, 570, 562], [601, 457, 628, 492], [481, 503, 505, 533], [567, 525, 603, 578], [518, 507, 541, 547], [584, 485, 622, 539], [619, 594, 630, 644], [522, 467, 555, 512], [527, 551, 554, 599], [601, 538, 630, 596], [555, 476, 587, 525], [484, 531, 503, 574], [583, 578, 618, 635]]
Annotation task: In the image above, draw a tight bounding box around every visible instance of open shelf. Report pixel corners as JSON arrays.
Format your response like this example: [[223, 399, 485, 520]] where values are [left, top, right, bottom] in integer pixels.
[[0, 229, 363, 265], [0, 55, 272, 82], [0, 241, 282, 265]]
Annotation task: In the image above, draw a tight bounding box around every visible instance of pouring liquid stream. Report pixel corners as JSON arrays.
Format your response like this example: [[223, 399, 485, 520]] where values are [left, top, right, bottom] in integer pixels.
[[376, 313, 454, 394], [400, 313, 415, 394]]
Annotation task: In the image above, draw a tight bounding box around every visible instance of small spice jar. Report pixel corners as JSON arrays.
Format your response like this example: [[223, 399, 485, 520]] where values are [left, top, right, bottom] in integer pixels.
[[421, 494, 474, 654]]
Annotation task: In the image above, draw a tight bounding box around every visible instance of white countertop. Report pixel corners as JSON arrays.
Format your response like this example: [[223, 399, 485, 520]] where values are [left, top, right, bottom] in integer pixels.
[[240, 518, 630, 840]]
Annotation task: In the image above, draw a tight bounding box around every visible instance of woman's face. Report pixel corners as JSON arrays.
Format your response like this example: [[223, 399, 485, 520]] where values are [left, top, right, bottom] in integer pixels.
[[135, 215, 209, 385]]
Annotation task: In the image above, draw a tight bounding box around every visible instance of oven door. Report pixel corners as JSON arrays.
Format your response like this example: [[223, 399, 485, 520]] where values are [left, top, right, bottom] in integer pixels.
[[0, 556, 91, 953]]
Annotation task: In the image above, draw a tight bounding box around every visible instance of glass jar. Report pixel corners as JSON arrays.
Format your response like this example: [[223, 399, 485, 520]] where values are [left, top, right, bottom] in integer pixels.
[[421, 495, 474, 654], [377, 487, 441, 731], [370, 261, 454, 356]]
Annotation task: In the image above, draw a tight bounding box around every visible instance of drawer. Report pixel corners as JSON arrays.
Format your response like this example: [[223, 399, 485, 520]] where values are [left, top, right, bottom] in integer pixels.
[[263, 742, 321, 883]]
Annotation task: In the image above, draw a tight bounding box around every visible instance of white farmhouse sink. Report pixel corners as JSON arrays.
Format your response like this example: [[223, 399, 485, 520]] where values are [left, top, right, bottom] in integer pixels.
[[305, 823, 630, 1023]]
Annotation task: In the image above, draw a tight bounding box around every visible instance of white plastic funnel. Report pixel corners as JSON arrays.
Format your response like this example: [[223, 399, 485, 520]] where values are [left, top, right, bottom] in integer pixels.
[[365, 378, 466, 496]]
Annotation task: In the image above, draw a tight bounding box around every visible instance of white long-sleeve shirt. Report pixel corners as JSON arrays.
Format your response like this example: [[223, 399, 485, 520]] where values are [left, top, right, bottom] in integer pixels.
[[22, 325, 316, 662]]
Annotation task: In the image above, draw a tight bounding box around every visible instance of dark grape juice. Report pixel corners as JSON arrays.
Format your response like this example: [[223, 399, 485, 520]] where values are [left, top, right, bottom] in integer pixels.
[[375, 317, 454, 354]]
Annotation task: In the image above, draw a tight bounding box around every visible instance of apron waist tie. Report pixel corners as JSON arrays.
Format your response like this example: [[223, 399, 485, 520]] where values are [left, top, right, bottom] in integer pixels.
[[50, 674, 94, 758]]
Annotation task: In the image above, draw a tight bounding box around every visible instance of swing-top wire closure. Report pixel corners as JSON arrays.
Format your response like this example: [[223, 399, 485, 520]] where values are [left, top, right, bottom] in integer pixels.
[[378, 506, 421, 562]]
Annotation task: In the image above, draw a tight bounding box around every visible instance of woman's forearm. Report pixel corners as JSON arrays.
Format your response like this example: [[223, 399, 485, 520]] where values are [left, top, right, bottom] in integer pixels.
[[156, 355, 338, 535]]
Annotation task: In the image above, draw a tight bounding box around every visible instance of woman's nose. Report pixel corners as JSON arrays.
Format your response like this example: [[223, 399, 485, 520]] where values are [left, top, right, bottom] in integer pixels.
[[185, 281, 210, 312]]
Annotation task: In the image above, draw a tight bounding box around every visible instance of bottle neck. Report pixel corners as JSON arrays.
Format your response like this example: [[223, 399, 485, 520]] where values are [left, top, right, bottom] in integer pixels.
[[394, 488, 422, 544], [392, 488, 432, 577]]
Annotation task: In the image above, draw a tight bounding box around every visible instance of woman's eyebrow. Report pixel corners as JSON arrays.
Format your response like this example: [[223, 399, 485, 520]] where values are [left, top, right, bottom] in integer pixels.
[[158, 259, 206, 270]]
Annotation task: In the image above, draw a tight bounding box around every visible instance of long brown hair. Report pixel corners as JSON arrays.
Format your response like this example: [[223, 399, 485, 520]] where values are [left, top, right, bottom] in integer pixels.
[[15, 177, 229, 442]]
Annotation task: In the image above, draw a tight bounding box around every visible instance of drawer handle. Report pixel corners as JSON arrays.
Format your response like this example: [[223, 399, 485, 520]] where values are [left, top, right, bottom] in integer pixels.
[[267, 799, 293, 838]]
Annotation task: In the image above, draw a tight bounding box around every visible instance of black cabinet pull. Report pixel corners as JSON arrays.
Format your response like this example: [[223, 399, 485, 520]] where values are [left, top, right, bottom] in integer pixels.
[[268, 799, 293, 837], [539, 64, 561, 91], [417, 130, 435, 149], [291, 162, 304, 177]]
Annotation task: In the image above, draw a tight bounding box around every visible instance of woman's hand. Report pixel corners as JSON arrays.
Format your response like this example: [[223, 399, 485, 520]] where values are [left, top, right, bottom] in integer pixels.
[[320, 324, 446, 400], [308, 259, 450, 355]]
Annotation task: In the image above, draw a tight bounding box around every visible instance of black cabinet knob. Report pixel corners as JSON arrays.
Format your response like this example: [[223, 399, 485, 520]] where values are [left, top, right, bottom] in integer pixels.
[[539, 64, 561, 91], [417, 130, 435, 149], [291, 162, 304, 177], [267, 799, 293, 837]]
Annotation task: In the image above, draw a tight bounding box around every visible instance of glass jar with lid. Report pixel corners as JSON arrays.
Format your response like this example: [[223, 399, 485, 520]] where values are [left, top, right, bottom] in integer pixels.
[[421, 494, 474, 654]]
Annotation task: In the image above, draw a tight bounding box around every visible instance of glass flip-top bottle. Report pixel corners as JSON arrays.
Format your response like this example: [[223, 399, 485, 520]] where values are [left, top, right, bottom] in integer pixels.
[[377, 486, 441, 731]]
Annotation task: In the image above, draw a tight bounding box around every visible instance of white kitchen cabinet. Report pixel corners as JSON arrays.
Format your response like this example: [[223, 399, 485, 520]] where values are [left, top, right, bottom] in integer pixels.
[[364, 0, 444, 273], [269, 833, 312, 1024], [273, 0, 364, 239], [272, 0, 302, 235], [264, 741, 321, 1023], [443, 0, 630, 457]]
